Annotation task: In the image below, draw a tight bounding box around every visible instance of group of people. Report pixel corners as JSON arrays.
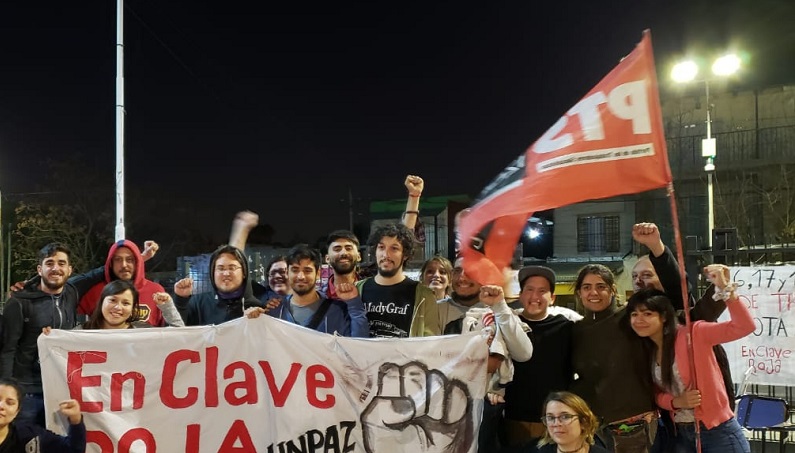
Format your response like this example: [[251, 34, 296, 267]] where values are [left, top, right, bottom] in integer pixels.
[[0, 173, 755, 453]]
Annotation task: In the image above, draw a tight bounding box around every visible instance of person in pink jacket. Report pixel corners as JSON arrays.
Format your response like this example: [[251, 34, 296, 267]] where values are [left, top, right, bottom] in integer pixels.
[[626, 264, 754, 453]]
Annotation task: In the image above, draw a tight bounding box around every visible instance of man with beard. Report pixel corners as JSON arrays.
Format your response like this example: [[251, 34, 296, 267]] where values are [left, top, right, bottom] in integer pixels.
[[1, 243, 79, 427], [438, 255, 486, 334], [322, 230, 361, 300], [76, 239, 168, 326], [356, 223, 440, 337], [250, 244, 368, 337]]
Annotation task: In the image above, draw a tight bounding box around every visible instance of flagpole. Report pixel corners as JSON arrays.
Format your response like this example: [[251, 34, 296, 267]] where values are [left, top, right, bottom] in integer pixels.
[[115, 0, 126, 241], [667, 182, 702, 452]]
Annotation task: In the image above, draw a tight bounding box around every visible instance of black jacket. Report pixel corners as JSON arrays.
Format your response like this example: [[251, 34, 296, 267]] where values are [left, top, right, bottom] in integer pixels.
[[0, 277, 79, 393]]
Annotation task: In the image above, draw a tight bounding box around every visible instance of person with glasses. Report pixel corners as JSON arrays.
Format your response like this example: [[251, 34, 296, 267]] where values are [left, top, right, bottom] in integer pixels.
[[533, 391, 609, 453], [174, 212, 263, 325]]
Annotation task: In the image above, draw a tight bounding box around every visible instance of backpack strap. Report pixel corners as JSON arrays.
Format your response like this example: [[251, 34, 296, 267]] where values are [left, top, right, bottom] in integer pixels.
[[306, 299, 333, 330]]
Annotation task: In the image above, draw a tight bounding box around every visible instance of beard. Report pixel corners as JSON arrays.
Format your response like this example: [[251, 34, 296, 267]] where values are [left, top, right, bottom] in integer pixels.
[[377, 264, 402, 278], [330, 258, 356, 275], [291, 284, 314, 296], [452, 290, 480, 304], [41, 274, 66, 292]]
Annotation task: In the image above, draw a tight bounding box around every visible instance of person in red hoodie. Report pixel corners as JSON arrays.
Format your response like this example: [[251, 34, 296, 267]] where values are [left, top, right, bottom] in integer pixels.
[[76, 240, 167, 327]]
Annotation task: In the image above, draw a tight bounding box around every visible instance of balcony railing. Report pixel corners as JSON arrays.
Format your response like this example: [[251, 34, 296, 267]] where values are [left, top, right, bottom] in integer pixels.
[[665, 125, 795, 178]]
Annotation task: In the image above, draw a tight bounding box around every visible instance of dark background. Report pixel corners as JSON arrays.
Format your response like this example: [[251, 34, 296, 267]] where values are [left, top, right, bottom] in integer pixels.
[[1, 0, 793, 247]]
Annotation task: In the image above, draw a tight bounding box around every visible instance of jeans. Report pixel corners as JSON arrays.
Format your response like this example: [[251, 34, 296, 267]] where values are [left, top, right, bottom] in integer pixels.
[[17, 392, 45, 428], [651, 417, 672, 453], [673, 418, 750, 453]]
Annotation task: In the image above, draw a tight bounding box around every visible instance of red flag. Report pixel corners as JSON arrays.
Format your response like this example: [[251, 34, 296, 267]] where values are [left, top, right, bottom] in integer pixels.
[[460, 30, 672, 284]]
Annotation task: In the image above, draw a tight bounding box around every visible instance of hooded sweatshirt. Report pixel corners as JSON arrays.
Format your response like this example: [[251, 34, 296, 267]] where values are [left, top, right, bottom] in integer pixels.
[[77, 240, 166, 327], [0, 277, 79, 393], [174, 245, 262, 326]]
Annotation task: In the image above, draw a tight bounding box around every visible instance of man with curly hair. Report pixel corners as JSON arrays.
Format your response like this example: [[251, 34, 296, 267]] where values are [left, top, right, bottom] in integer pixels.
[[356, 223, 440, 338]]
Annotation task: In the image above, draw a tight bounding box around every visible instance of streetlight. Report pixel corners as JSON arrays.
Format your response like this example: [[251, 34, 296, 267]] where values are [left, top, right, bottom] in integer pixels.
[[671, 54, 741, 249]]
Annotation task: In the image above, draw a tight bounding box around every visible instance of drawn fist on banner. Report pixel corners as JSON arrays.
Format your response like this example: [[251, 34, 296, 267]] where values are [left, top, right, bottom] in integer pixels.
[[361, 361, 473, 453]]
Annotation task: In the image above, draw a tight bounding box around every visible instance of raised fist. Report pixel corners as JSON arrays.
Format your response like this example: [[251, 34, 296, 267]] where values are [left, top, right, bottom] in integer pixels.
[[152, 292, 173, 306], [478, 285, 504, 307], [361, 361, 473, 453], [404, 175, 424, 197], [141, 240, 160, 262], [174, 277, 194, 298], [234, 210, 259, 230]]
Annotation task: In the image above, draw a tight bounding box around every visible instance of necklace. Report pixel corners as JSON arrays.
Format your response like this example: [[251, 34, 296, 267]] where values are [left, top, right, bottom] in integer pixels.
[[557, 442, 584, 453]]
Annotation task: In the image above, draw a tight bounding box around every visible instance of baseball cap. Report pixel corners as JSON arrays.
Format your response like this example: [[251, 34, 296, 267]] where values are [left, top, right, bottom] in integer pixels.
[[517, 266, 557, 294]]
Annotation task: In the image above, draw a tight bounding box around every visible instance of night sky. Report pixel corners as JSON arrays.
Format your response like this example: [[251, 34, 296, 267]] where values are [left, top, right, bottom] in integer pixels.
[[1, 0, 793, 245]]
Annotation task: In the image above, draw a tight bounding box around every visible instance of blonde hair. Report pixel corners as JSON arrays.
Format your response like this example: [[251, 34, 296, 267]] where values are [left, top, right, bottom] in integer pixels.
[[420, 256, 453, 296], [538, 391, 599, 447]]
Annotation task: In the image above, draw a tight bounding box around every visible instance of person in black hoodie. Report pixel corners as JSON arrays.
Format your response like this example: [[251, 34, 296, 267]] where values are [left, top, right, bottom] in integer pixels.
[[173, 244, 262, 325], [0, 243, 79, 428]]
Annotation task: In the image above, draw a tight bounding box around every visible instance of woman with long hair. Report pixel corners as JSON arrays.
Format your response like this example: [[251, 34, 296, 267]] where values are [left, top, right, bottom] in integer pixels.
[[626, 264, 753, 453], [536, 391, 609, 453]]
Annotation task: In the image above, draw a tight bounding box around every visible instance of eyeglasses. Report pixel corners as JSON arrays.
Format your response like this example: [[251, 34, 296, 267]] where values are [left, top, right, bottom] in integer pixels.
[[541, 414, 579, 425], [268, 269, 287, 277], [215, 265, 242, 273]]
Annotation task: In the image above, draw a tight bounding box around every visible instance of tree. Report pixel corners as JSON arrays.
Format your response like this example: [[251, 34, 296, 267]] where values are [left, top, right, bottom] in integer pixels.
[[11, 201, 113, 282]]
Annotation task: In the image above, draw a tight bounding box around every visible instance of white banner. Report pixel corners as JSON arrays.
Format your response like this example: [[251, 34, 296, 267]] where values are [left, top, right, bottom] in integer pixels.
[[721, 266, 795, 386], [39, 316, 487, 453]]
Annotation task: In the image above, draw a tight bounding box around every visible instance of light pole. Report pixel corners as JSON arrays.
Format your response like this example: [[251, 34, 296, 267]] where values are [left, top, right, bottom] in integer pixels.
[[671, 54, 741, 249]]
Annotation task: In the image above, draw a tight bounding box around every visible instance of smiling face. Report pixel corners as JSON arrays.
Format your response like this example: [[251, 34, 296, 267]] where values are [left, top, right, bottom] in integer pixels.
[[422, 260, 450, 295], [37, 251, 72, 293], [0, 384, 20, 429], [520, 276, 555, 320], [327, 239, 360, 276], [213, 253, 245, 293], [577, 273, 615, 313], [451, 257, 481, 299], [630, 304, 665, 341], [632, 257, 662, 292], [101, 289, 135, 329], [288, 258, 318, 296], [267, 260, 288, 295]]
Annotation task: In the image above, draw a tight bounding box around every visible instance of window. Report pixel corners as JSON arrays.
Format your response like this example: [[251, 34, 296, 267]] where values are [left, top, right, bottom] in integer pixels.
[[577, 215, 620, 253]]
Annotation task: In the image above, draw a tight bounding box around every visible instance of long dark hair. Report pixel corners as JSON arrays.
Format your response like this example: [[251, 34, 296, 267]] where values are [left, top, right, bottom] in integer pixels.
[[625, 289, 679, 391], [83, 280, 140, 330]]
